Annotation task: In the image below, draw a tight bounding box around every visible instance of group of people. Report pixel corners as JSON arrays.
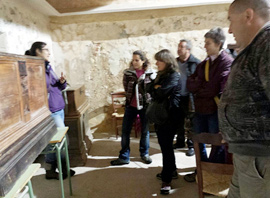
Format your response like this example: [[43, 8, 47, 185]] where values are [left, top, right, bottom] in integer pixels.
[[110, 26, 232, 194], [24, 0, 270, 197], [111, 0, 270, 196]]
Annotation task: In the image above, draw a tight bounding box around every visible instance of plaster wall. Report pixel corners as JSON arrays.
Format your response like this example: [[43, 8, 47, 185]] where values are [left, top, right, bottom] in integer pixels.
[[0, 0, 235, 134], [0, 0, 52, 59], [50, 4, 235, 133]]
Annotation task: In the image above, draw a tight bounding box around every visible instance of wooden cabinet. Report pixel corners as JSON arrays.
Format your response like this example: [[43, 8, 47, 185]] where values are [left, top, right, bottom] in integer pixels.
[[64, 85, 91, 166], [0, 52, 57, 196]]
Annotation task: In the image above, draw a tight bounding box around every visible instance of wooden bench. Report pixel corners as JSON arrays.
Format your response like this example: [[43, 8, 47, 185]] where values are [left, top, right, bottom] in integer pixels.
[[0, 164, 40, 198]]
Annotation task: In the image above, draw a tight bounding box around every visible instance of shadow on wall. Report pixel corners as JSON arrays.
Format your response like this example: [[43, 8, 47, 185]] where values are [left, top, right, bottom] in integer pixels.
[[89, 105, 115, 134]]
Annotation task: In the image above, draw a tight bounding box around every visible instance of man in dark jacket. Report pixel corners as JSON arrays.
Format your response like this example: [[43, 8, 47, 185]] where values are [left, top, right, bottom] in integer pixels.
[[174, 39, 200, 157], [219, 0, 270, 197]]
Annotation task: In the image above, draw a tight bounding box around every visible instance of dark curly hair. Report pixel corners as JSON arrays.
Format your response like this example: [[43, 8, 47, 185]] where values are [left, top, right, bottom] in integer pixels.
[[130, 50, 150, 70]]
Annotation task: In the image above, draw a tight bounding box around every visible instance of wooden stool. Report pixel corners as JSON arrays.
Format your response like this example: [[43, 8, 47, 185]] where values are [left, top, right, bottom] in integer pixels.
[[0, 163, 40, 198], [42, 127, 73, 198]]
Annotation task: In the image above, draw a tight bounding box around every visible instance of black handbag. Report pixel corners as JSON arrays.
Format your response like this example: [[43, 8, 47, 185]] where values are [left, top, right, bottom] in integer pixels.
[[146, 99, 169, 125]]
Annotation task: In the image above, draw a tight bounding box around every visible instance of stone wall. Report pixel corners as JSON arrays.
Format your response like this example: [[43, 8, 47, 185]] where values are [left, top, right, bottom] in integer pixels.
[[0, 1, 235, 134], [0, 0, 52, 59], [50, 4, 235, 133]]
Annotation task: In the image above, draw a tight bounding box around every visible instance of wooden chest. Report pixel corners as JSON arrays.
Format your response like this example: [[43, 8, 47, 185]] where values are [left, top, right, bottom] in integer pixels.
[[65, 85, 87, 116], [64, 85, 92, 166], [0, 52, 57, 196]]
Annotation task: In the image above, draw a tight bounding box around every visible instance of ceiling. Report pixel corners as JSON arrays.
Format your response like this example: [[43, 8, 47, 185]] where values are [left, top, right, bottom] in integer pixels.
[[46, 0, 115, 13], [26, 0, 233, 16]]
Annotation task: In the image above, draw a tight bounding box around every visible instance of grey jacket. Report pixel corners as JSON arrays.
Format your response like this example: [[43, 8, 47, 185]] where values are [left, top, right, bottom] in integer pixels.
[[218, 24, 270, 156], [176, 54, 200, 111]]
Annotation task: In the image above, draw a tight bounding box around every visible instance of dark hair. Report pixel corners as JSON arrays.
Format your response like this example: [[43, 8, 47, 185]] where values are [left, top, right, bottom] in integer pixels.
[[25, 41, 47, 56], [130, 50, 150, 70], [204, 27, 226, 50], [180, 39, 192, 50], [154, 49, 178, 73]]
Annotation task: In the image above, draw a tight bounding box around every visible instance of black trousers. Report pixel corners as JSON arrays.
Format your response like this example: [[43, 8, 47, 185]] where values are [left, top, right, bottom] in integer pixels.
[[175, 96, 194, 149], [156, 107, 181, 183]]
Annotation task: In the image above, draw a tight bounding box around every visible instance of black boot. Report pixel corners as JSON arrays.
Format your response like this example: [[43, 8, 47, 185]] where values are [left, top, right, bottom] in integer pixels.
[[45, 163, 59, 180], [61, 160, 75, 179]]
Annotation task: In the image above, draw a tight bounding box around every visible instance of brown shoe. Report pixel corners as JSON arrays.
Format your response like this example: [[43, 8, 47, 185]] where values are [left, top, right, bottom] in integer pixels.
[[184, 172, 196, 182]]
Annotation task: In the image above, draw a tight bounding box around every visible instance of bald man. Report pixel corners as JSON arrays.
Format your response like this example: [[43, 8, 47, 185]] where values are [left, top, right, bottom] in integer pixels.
[[219, 0, 270, 197]]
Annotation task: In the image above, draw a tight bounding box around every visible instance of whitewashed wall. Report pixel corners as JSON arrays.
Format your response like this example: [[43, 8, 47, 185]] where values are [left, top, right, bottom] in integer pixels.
[[0, 0, 53, 59]]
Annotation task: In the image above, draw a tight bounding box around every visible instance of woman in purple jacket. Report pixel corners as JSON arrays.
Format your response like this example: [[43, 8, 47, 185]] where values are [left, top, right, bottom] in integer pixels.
[[25, 41, 75, 180], [185, 28, 233, 182]]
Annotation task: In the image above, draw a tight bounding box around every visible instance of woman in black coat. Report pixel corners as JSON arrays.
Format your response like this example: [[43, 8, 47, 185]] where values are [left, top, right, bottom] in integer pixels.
[[149, 49, 182, 195]]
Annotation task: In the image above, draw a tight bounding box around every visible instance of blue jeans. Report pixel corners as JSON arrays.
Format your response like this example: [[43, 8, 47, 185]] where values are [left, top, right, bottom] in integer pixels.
[[51, 109, 65, 127], [45, 109, 65, 164], [193, 111, 225, 163], [119, 106, 150, 161]]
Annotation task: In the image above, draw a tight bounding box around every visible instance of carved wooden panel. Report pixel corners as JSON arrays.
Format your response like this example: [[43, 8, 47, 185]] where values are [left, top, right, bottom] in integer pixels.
[[0, 61, 21, 132], [27, 61, 48, 113], [0, 52, 56, 196]]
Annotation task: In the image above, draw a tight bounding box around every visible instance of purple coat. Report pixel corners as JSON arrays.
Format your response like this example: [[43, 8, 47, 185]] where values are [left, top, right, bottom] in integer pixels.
[[45, 61, 66, 113], [187, 51, 233, 114]]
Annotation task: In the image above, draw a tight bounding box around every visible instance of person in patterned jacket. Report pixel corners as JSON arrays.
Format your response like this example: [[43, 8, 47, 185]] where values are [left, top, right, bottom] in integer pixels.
[[111, 50, 156, 166], [219, 0, 270, 197]]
